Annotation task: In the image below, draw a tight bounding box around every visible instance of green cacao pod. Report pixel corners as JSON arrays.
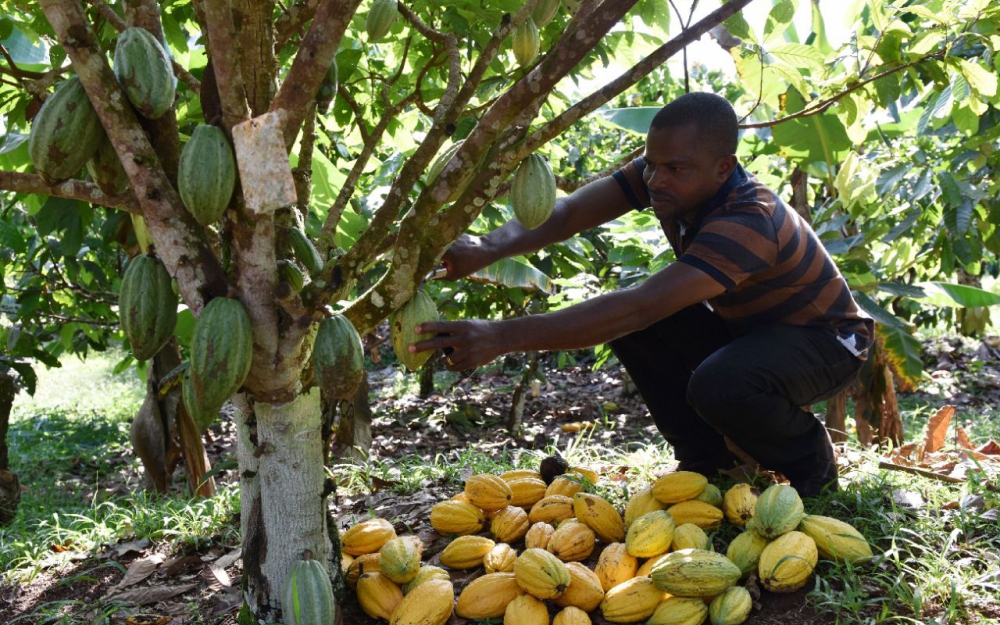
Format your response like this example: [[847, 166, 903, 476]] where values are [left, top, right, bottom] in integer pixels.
[[288, 226, 324, 277], [650, 548, 741, 598], [282, 551, 336, 625], [29, 76, 104, 180], [181, 372, 214, 429], [316, 59, 339, 113], [694, 483, 724, 508], [118, 254, 177, 361], [277, 259, 306, 292], [188, 297, 253, 419], [313, 314, 364, 399], [390, 290, 439, 371], [797, 514, 873, 564], [113, 27, 176, 120], [533, 0, 561, 26], [752, 484, 805, 540], [709, 585, 753, 625], [725, 528, 768, 578], [647, 596, 709, 625], [87, 134, 129, 196], [366, 0, 398, 40], [512, 17, 540, 67], [511, 154, 556, 229], [178, 125, 237, 226]]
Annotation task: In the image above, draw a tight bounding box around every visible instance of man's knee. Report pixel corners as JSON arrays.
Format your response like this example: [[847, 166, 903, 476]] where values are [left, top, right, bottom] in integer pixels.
[[686, 361, 741, 429]]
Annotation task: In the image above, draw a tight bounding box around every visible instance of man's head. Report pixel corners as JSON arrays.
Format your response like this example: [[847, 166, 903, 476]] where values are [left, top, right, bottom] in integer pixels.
[[642, 92, 739, 223]]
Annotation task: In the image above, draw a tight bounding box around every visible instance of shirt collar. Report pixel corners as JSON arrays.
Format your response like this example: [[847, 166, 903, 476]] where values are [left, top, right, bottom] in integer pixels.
[[680, 163, 746, 233]]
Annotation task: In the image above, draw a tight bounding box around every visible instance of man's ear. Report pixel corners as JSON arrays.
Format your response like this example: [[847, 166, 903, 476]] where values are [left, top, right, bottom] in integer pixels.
[[716, 154, 737, 181]]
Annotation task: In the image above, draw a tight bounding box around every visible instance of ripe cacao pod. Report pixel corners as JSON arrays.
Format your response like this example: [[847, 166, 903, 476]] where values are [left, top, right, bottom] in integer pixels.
[[503, 594, 549, 625], [651, 471, 708, 504], [346, 552, 381, 587], [511, 153, 556, 229], [647, 596, 709, 625], [178, 124, 236, 226], [188, 297, 253, 420], [546, 520, 596, 562], [87, 134, 129, 196], [725, 528, 768, 578], [118, 254, 177, 361], [512, 17, 540, 67], [553, 561, 605, 611], [29, 76, 103, 180], [650, 548, 741, 598], [758, 530, 817, 593], [509, 476, 548, 508], [379, 535, 423, 584], [513, 547, 571, 599], [113, 27, 175, 119], [573, 492, 625, 543], [529, 494, 575, 525], [666, 500, 724, 530], [635, 552, 668, 577], [709, 585, 753, 625], [440, 535, 496, 570], [390, 290, 439, 371], [366, 0, 398, 40], [402, 565, 449, 595], [313, 314, 364, 400], [598, 576, 667, 623], [624, 485, 667, 528], [491, 506, 530, 543], [465, 473, 513, 511], [752, 484, 805, 540], [625, 510, 676, 558], [594, 542, 637, 591], [456, 572, 524, 619], [524, 521, 556, 550], [501, 468, 543, 482], [671, 522, 712, 552], [430, 499, 485, 536], [342, 517, 397, 556], [484, 542, 518, 573], [281, 552, 335, 625], [723, 483, 757, 527], [546, 475, 585, 498], [553, 605, 591, 625], [797, 514, 873, 564], [533, 0, 561, 26], [390, 578, 454, 625], [357, 571, 403, 620]]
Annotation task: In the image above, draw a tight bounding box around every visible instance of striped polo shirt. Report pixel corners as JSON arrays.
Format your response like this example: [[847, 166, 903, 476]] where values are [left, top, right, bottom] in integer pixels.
[[613, 158, 874, 359]]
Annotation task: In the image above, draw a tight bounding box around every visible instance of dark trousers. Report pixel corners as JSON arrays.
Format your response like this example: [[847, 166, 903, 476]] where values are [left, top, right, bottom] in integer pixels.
[[609, 303, 862, 480]]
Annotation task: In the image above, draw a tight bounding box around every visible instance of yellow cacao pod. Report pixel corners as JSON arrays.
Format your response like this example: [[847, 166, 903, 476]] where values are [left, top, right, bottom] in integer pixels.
[[440, 535, 496, 570], [529, 494, 575, 525], [456, 572, 525, 620], [553, 561, 605, 612], [501, 468, 544, 482], [695, 483, 724, 508], [357, 571, 403, 620], [379, 535, 423, 584], [651, 471, 708, 504], [636, 552, 669, 577], [346, 552, 380, 588], [797, 514, 872, 564], [667, 500, 724, 530], [758, 530, 817, 593], [598, 576, 668, 623], [342, 517, 396, 555], [624, 485, 667, 528], [503, 594, 549, 625], [511, 16, 540, 67], [625, 510, 676, 558], [553, 605, 592, 625], [547, 475, 586, 498], [650, 548, 741, 598], [466, 473, 514, 511], [450, 491, 472, 505], [573, 492, 625, 543], [389, 578, 454, 625], [726, 529, 769, 579], [430, 500, 485, 536], [525, 521, 556, 550], [492, 505, 531, 543], [340, 552, 354, 574], [509, 476, 548, 508], [647, 596, 709, 625], [484, 542, 518, 573], [708, 585, 753, 625], [594, 542, 638, 590], [722, 484, 757, 527], [671, 523, 712, 552], [569, 466, 600, 485], [546, 520, 596, 562], [514, 547, 571, 599], [402, 565, 449, 594], [752, 484, 805, 540]]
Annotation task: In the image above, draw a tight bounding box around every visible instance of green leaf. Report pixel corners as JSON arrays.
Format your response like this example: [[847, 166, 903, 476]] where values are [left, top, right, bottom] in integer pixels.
[[637, 0, 670, 36], [937, 171, 962, 207], [809, 0, 832, 54], [953, 58, 997, 98], [853, 292, 910, 331], [879, 324, 924, 385], [35, 197, 91, 257], [875, 282, 927, 299], [1, 25, 49, 67], [764, 0, 798, 42], [769, 43, 825, 73], [771, 91, 852, 167], [916, 282, 1000, 308], [597, 107, 660, 135], [471, 257, 553, 294]]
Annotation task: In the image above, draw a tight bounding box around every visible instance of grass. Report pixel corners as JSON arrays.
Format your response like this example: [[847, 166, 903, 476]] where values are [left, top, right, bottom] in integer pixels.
[[3, 335, 1000, 624]]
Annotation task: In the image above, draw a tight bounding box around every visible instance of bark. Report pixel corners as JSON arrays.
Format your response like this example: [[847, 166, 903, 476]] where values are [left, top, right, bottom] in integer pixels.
[[508, 353, 539, 437], [419, 357, 436, 399], [0, 370, 20, 525], [825, 390, 849, 444], [236, 390, 329, 619], [333, 375, 373, 463], [0, 171, 139, 212]]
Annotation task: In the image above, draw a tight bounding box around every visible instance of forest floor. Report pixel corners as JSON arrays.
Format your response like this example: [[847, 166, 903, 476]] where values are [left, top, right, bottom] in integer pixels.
[[1, 333, 999, 624]]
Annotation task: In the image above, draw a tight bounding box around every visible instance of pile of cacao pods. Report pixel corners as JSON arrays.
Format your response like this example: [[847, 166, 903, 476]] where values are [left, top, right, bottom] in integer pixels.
[[328, 462, 873, 625]]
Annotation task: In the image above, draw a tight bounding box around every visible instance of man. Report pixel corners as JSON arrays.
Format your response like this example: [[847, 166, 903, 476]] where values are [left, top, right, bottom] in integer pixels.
[[411, 92, 873, 497]]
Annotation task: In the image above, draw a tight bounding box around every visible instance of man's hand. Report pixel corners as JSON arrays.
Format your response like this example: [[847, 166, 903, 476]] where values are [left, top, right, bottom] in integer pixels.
[[440, 234, 493, 281], [411, 319, 506, 371]]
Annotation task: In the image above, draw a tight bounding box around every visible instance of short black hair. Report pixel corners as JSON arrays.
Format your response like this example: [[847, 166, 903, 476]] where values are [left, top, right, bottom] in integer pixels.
[[650, 92, 739, 158]]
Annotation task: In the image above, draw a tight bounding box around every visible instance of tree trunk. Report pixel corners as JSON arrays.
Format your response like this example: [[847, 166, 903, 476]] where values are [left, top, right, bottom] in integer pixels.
[[0, 370, 20, 526], [236, 389, 330, 620], [508, 353, 539, 437], [419, 357, 435, 398], [333, 374, 372, 463], [825, 390, 849, 444]]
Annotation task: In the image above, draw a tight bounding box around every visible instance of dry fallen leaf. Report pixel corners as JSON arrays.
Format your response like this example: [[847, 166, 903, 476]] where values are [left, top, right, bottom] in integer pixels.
[[957, 427, 975, 451], [116, 554, 166, 590], [111, 582, 199, 606], [922, 405, 955, 457]]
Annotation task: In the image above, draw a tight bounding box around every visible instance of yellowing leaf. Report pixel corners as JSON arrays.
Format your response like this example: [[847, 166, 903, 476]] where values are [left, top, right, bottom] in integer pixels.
[[922, 405, 954, 456], [954, 58, 997, 98]]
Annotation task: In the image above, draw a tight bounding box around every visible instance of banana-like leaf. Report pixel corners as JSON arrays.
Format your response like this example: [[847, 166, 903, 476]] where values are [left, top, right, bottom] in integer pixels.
[[471, 257, 553, 294], [879, 324, 923, 389], [598, 107, 660, 135], [916, 282, 1000, 308]]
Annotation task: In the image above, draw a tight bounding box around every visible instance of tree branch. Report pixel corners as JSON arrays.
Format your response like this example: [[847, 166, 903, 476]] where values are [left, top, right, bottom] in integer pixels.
[[274, 0, 320, 50], [0, 172, 140, 212], [39, 0, 227, 313], [270, 0, 364, 149], [196, 0, 251, 129]]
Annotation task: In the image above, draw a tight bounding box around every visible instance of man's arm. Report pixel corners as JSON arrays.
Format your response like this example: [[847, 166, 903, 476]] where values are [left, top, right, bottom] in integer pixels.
[[444, 176, 636, 279], [415, 260, 728, 370]]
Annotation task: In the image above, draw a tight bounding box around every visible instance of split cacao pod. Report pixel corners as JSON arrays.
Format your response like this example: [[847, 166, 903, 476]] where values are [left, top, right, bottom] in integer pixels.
[[178, 124, 236, 226], [29, 76, 104, 180], [113, 27, 175, 119], [118, 254, 177, 362]]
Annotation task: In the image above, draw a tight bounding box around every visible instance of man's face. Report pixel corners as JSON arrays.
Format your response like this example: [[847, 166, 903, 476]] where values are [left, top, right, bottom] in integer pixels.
[[642, 123, 736, 224]]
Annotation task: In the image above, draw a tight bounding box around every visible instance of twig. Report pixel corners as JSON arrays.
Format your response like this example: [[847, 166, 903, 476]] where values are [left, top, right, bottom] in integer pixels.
[[878, 461, 1000, 492], [0, 171, 140, 213]]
